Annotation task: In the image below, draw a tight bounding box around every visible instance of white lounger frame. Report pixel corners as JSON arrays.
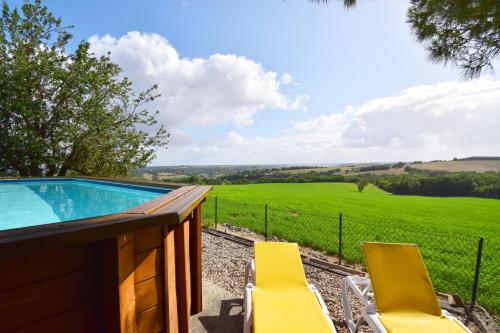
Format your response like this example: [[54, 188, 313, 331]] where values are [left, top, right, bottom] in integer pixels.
[[341, 276, 472, 333], [243, 260, 336, 333]]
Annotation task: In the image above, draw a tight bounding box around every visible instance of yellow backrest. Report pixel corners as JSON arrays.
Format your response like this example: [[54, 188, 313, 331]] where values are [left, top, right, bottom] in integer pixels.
[[254, 242, 308, 289], [362, 242, 442, 316]]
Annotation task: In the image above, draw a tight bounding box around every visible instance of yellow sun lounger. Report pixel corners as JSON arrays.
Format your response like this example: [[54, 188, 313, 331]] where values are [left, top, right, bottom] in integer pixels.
[[341, 242, 472, 333], [243, 242, 337, 333]]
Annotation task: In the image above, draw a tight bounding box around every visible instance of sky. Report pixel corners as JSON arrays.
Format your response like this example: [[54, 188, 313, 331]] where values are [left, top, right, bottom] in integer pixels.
[[18, 0, 500, 165]]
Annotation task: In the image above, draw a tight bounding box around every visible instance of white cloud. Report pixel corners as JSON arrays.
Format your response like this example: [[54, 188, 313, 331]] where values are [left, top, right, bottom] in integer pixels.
[[287, 94, 309, 112], [225, 131, 245, 145], [89, 32, 307, 128], [162, 78, 500, 164], [280, 73, 293, 85]]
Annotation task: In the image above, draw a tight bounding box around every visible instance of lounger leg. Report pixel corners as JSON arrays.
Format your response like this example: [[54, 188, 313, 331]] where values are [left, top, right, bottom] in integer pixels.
[[244, 262, 250, 293], [243, 284, 254, 333], [342, 278, 357, 333]]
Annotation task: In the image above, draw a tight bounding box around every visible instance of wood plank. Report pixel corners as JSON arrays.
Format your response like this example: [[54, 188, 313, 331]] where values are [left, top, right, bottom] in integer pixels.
[[163, 226, 179, 333], [119, 273, 136, 333], [134, 227, 162, 253], [0, 243, 97, 292], [137, 304, 165, 333], [119, 240, 135, 283], [10, 302, 100, 333], [0, 269, 98, 332], [101, 238, 120, 333], [135, 249, 161, 284], [127, 185, 196, 215], [152, 186, 211, 223], [174, 221, 191, 333], [118, 233, 134, 248], [135, 276, 164, 315], [189, 204, 203, 314], [76, 176, 182, 190]]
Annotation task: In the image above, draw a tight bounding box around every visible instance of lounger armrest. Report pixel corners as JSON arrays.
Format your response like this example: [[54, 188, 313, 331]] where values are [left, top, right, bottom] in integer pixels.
[[308, 284, 337, 332], [308, 284, 330, 316]]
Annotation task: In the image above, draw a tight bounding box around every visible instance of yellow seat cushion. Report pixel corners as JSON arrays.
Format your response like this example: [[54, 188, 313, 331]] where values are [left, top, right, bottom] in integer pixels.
[[362, 242, 442, 315], [380, 311, 467, 333], [252, 288, 333, 333], [362, 243, 468, 333], [254, 242, 308, 289]]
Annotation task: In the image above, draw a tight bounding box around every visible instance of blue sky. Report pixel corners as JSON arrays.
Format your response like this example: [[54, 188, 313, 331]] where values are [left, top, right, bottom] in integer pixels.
[[15, 0, 500, 165]]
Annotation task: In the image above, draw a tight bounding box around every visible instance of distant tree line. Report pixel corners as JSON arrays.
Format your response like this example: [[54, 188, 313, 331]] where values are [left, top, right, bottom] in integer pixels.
[[164, 168, 500, 199], [357, 164, 392, 172], [374, 172, 500, 198], [454, 156, 500, 161]]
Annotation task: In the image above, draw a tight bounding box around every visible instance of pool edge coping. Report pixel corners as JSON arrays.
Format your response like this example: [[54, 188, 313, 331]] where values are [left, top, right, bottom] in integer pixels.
[[0, 176, 211, 256]]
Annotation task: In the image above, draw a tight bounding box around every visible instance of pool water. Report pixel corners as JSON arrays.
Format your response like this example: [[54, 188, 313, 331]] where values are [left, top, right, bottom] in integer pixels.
[[0, 179, 171, 231]]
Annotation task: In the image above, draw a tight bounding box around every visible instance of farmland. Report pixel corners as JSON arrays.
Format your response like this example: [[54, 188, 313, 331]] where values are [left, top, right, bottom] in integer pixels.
[[202, 182, 500, 313], [207, 183, 500, 239]]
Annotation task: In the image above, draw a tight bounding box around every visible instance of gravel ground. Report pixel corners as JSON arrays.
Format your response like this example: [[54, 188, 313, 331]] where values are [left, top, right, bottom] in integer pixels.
[[202, 231, 479, 333]]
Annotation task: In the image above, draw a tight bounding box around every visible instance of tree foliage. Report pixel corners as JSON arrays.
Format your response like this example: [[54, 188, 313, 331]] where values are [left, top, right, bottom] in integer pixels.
[[0, 0, 168, 177], [315, 0, 500, 78], [355, 179, 369, 192], [374, 172, 500, 198], [407, 0, 500, 79]]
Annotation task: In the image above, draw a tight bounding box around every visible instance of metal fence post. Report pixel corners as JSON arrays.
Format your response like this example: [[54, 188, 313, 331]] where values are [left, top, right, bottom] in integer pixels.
[[338, 212, 343, 265], [264, 203, 268, 241], [469, 236, 484, 315], [214, 196, 218, 230]]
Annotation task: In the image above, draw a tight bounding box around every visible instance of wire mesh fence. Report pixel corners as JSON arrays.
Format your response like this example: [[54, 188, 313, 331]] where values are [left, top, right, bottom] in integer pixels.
[[201, 196, 499, 315]]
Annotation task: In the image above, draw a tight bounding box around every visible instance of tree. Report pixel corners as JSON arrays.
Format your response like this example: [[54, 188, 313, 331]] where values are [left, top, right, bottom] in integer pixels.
[[0, 0, 169, 177], [356, 179, 369, 192], [314, 0, 500, 79]]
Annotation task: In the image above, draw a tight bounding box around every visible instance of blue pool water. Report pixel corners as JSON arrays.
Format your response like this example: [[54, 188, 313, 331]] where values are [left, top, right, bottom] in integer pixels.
[[0, 178, 171, 231]]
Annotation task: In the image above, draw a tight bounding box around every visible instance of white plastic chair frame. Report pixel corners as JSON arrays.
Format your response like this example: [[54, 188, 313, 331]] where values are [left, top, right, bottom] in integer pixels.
[[243, 260, 336, 333], [341, 276, 472, 333]]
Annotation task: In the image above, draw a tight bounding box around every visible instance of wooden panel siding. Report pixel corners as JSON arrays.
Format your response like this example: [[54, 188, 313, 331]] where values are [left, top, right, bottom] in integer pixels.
[[134, 227, 165, 333], [134, 227, 163, 253], [0, 178, 210, 333], [0, 243, 102, 332], [190, 205, 203, 314], [164, 226, 179, 333], [137, 304, 165, 333], [175, 221, 192, 333], [135, 248, 162, 284], [135, 276, 164, 314]]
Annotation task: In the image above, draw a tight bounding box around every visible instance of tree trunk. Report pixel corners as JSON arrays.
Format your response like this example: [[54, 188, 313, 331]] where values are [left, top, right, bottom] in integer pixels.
[[59, 165, 68, 176], [47, 164, 58, 177], [29, 164, 43, 177]]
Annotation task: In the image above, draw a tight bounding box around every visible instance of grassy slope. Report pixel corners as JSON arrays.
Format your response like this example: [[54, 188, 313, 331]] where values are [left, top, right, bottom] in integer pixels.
[[209, 183, 500, 239]]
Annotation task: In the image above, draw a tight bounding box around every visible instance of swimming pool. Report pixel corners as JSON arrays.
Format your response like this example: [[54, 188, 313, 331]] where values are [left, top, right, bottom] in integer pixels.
[[0, 177, 210, 332], [0, 178, 172, 230]]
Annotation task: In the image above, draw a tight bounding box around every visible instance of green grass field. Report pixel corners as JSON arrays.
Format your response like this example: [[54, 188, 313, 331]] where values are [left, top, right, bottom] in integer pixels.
[[202, 182, 500, 313]]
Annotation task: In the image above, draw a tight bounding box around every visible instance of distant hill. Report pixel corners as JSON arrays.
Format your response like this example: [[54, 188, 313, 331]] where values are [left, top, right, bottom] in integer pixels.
[[410, 159, 500, 173], [279, 158, 500, 175], [137, 157, 500, 180], [455, 156, 500, 161]]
